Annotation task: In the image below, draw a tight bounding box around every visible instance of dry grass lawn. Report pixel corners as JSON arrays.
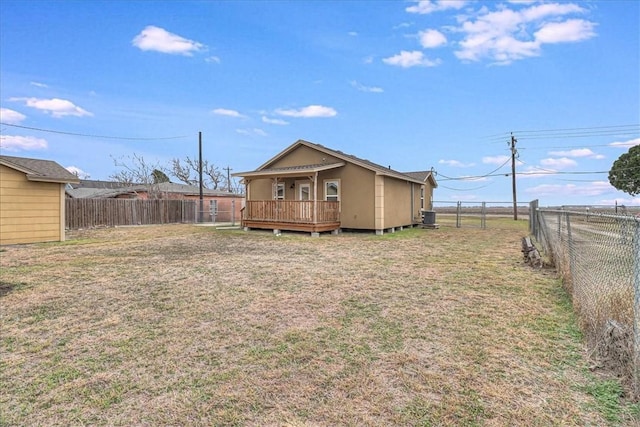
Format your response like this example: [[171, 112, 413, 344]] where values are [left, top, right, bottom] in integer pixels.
[[0, 220, 633, 425]]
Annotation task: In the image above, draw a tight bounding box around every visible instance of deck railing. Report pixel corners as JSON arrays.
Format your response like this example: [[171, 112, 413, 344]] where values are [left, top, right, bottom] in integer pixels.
[[243, 200, 340, 224]]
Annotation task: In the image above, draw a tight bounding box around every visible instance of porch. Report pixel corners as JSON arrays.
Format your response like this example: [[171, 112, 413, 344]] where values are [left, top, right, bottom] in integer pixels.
[[241, 200, 341, 233]]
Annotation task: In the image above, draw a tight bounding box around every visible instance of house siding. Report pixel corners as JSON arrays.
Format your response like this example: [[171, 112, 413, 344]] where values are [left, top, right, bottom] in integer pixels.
[[0, 165, 65, 245]]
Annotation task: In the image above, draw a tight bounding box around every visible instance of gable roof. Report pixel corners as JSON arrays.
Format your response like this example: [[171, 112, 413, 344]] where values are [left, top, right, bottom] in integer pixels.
[[0, 155, 79, 184], [403, 170, 438, 188], [235, 139, 426, 185]]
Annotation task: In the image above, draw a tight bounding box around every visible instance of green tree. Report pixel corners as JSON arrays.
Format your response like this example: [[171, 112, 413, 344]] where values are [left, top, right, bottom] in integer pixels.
[[608, 145, 640, 196], [152, 169, 170, 184]]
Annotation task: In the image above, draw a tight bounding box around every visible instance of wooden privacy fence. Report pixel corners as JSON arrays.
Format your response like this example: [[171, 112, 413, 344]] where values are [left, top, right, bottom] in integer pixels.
[[66, 199, 197, 229]]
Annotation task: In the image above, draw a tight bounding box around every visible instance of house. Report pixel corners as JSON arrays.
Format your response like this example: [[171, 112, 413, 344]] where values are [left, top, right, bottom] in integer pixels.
[[0, 155, 79, 245], [67, 180, 244, 222], [233, 139, 437, 236]]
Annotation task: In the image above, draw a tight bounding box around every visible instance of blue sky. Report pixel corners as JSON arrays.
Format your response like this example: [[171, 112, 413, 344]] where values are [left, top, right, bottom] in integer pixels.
[[1, 0, 638, 207]]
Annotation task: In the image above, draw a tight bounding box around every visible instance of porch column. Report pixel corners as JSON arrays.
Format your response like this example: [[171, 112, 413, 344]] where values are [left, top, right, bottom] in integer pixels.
[[313, 172, 318, 224]]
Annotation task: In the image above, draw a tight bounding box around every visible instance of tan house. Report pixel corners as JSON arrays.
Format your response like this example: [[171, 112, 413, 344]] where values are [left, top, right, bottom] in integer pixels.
[[0, 155, 79, 245], [233, 140, 437, 235]]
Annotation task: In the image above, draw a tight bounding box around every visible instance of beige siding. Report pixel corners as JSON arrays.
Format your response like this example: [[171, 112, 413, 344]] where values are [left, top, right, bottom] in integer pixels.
[[383, 177, 418, 229], [0, 165, 64, 245]]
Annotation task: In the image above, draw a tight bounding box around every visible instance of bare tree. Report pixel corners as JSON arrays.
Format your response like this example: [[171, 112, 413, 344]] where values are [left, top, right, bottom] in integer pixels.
[[171, 157, 225, 190], [110, 154, 169, 198]]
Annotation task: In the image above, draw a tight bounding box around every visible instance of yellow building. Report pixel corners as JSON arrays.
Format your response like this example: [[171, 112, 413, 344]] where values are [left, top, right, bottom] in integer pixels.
[[1, 155, 79, 245]]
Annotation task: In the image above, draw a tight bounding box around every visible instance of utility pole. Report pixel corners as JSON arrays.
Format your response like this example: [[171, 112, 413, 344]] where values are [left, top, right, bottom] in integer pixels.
[[198, 131, 204, 223], [224, 166, 232, 192], [510, 132, 518, 221]]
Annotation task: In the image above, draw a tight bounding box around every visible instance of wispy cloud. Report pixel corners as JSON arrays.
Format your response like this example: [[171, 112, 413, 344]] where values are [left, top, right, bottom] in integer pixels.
[[350, 81, 384, 93], [66, 166, 90, 179], [132, 25, 205, 56], [275, 105, 337, 118], [540, 157, 577, 169], [548, 148, 604, 159], [10, 97, 93, 118], [236, 128, 268, 137], [0, 108, 26, 124], [212, 108, 245, 118], [382, 50, 441, 68], [262, 116, 289, 125], [525, 181, 612, 197], [30, 81, 48, 88], [482, 155, 510, 165], [609, 137, 640, 148], [0, 135, 48, 151], [406, 1, 468, 15], [205, 56, 221, 63]]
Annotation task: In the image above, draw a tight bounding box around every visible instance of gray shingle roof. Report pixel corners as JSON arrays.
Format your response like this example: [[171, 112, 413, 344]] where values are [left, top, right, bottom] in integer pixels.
[[0, 155, 79, 183]]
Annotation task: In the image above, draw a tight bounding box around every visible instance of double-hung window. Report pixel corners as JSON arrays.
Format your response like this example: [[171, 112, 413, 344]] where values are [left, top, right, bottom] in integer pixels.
[[274, 182, 285, 200], [324, 179, 340, 202]]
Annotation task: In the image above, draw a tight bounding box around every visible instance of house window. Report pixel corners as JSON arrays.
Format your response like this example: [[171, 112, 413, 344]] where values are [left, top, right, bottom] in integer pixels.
[[420, 187, 425, 210], [274, 182, 285, 200], [324, 179, 340, 202]]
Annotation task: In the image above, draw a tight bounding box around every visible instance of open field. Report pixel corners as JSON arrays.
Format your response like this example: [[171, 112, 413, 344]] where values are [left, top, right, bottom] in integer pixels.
[[1, 220, 637, 426]]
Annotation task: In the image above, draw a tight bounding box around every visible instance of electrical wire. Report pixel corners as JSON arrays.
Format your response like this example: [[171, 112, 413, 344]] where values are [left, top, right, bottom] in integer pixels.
[[0, 122, 190, 141]]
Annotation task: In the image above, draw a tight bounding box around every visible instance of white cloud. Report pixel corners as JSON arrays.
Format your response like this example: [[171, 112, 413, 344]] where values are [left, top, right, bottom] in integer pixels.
[[205, 56, 221, 63], [66, 166, 90, 179], [212, 108, 245, 118], [275, 105, 337, 118], [350, 81, 384, 93], [382, 50, 441, 68], [525, 181, 612, 197], [438, 159, 475, 167], [534, 19, 596, 44], [236, 128, 268, 137], [453, 3, 596, 64], [10, 97, 93, 118], [262, 116, 289, 125], [540, 157, 577, 169], [132, 25, 205, 56], [548, 148, 604, 159], [419, 29, 447, 48], [609, 138, 640, 148], [0, 135, 48, 151], [0, 108, 26, 124], [406, 0, 468, 15], [30, 81, 48, 88], [348, 31, 358, 37], [482, 155, 510, 165]]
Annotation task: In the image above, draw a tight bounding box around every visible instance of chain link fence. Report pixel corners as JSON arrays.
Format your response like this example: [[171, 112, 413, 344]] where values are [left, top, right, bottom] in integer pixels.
[[529, 200, 640, 398], [432, 201, 529, 228]]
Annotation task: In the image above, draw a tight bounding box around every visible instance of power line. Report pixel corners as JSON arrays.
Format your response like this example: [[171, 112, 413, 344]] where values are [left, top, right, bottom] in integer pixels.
[[513, 124, 639, 134], [0, 122, 190, 141]]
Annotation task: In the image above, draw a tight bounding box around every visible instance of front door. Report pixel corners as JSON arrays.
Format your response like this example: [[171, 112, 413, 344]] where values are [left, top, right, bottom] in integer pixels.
[[297, 182, 311, 220]]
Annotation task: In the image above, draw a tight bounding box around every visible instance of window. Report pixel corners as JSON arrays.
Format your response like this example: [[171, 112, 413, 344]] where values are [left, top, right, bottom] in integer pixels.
[[209, 199, 218, 214], [274, 182, 285, 200], [324, 180, 340, 202], [420, 187, 425, 210]]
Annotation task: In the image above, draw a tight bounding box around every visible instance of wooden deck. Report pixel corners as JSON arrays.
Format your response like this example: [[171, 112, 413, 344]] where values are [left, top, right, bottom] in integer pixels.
[[242, 200, 340, 233]]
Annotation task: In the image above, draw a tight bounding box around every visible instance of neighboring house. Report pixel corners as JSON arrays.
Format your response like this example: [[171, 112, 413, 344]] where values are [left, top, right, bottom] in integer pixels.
[[233, 139, 437, 235], [67, 180, 244, 222], [0, 155, 79, 245]]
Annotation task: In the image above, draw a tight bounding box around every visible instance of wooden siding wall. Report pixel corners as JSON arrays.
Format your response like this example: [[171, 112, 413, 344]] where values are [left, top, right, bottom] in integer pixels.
[[66, 199, 197, 229], [0, 165, 64, 245]]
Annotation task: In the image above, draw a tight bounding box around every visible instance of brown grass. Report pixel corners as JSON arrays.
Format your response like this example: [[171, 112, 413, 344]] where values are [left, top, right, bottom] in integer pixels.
[[0, 220, 630, 425]]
